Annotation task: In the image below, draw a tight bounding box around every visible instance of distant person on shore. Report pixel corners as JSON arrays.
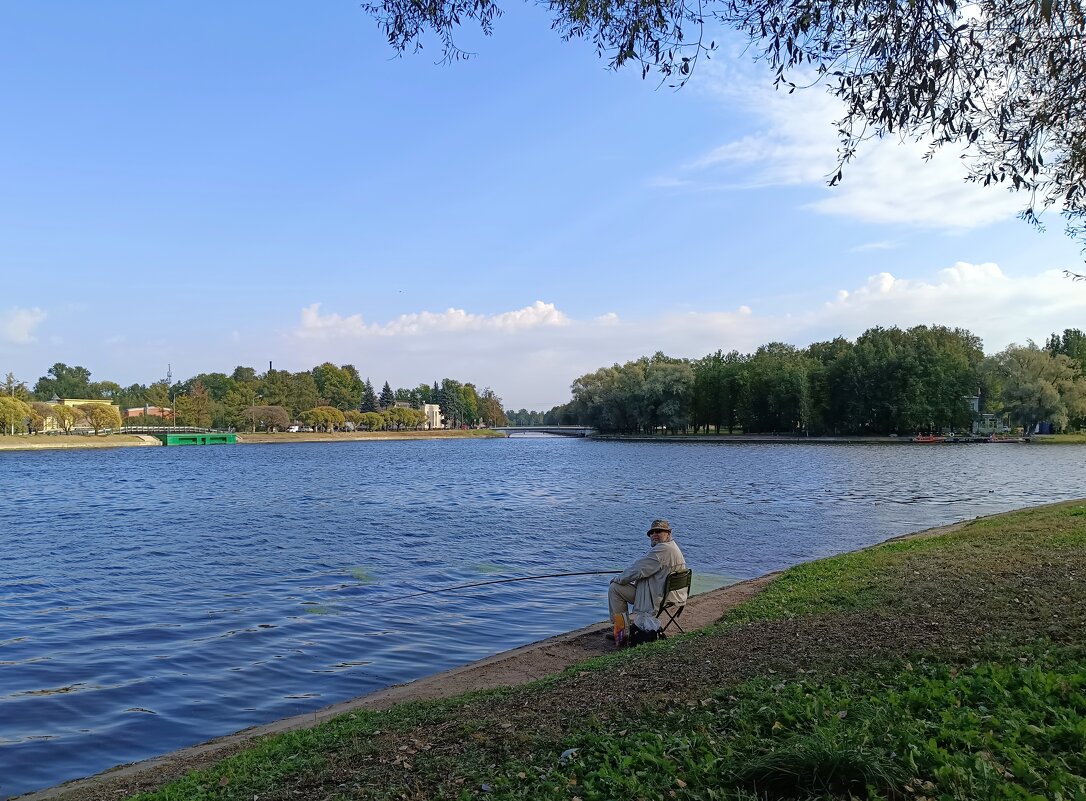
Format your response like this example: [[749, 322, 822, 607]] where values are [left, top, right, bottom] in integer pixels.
[[607, 518, 687, 643]]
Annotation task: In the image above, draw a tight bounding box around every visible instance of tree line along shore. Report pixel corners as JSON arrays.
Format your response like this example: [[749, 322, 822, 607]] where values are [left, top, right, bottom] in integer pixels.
[[1, 363, 509, 436], [4, 325, 1085, 440], [37, 500, 1086, 801], [518, 326, 1086, 438], [0, 429, 507, 451]]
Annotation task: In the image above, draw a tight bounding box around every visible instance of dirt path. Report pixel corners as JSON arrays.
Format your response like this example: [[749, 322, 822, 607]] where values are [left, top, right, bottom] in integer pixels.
[[21, 573, 782, 801]]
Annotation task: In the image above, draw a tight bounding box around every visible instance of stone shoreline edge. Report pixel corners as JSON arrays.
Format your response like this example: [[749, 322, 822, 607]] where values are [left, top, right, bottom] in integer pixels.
[[20, 514, 989, 801]]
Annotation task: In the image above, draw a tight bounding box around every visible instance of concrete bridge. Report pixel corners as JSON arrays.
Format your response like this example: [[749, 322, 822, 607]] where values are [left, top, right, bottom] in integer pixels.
[[493, 426, 596, 438]]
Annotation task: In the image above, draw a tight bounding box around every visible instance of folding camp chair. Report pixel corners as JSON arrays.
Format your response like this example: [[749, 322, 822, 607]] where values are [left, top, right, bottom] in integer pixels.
[[656, 569, 692, 633]]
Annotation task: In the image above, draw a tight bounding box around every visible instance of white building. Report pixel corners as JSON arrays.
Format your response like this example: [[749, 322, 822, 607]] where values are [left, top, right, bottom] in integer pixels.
[[423, 403, 444, 430]]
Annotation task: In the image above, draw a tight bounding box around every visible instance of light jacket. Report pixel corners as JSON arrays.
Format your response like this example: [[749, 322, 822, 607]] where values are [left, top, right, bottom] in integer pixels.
[[613, 539, 688, 617]]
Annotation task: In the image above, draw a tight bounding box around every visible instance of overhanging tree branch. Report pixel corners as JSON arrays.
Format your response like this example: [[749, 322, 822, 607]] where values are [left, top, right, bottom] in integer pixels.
[[361, 0, 1086, 260]]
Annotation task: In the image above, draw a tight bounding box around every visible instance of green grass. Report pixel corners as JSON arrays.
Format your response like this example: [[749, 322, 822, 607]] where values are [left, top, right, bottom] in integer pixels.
[[504, 647, 1086, 801], [1034, 433, 1086, 444], [127, 501, 1086, 801]]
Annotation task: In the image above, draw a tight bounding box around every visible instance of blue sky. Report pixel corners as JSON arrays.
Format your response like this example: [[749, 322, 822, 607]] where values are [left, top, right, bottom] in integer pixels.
[[3, 2, 1083, 409]]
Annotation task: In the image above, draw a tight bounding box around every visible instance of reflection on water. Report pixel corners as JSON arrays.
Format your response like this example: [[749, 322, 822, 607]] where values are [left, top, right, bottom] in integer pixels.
[[1, 438, 1084, 797]]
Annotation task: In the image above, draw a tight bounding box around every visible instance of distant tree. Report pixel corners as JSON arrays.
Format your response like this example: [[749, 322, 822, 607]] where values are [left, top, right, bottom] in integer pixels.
[[572, 364, 632, 433], [805, 338, 854, 435], [242, 405, 290, 433], [1046, 329, 1086, 374], [2, 372, 30, 401], [692, 350, 745, 433], [507, 408, 545, 426], [287, 372, 320, 418], [260, 369, 293, 410], [543, 401, 579, 425], [344, 410, 364, 429], [115, 383, 149, 412], [461, 383, 480, 425], [477, 387, 508, 427], [145, 380, 171, 410], [360, 379, 378, 412], [175, 391, 193, 427], [182, 372, 234, 402], [25, 405, 46, 433], [0, 396, 34, 435], [89, 381, 123, 401], [341, 364, 365, 403], [642, 354, 695, 433], [379, 381, 395, 409], [312, 363, 359, 410], [992, 343, 1084, 432], [33, 363, 92, 400], [301, 405, 346, 432], [381, 406, 426, 429], [359, 411, 385, 431], [29, 402, 57, 432], [175, 381, 214, 428], [224, 384, 257, 429], [78, 403, 121, 435], [52, 404, 78, 433], [439, 378, 464, 427], [231, 365, 258, 384]]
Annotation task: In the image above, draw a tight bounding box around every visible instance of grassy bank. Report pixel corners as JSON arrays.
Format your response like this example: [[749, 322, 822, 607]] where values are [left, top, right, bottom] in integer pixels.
[[109, 502, 1086, 800], [236, 429, 505, 444], [1034, 433, 1086, 444]]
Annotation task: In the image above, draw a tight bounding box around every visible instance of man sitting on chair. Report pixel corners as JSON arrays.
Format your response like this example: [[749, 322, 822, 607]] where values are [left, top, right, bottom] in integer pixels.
[[607, 518, 687, 640]]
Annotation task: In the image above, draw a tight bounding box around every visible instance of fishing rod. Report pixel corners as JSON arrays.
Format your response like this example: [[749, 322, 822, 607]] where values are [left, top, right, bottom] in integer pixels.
[[372, 570, 623, 606]]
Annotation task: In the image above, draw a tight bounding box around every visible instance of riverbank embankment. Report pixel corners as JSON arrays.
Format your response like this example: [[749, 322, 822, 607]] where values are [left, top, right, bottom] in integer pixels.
[[0, 430, 504, 452], [0, 435, 161, 451], [24, 499, 1086, 801], [591, 433, 1078, 444], [235, 429, 505, 445]]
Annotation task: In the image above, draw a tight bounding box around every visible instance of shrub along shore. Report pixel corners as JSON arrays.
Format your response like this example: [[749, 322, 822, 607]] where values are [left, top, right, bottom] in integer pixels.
[[34, 501, 1086, 801]]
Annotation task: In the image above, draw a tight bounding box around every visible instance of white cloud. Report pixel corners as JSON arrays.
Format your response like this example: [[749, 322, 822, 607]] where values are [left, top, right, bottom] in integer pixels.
[[1, 307, 47, 344], [671, 53, 1023, 230], [280, 267, 1081, 408], [294, 301, 569, 340], [296, 304, 369, 339], [850, 240, 899, 253], [807, 262, 1080, 348]]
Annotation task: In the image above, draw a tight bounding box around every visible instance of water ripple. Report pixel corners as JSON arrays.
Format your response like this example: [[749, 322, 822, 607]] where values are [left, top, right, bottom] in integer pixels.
[[0, 439, 1084, 796]]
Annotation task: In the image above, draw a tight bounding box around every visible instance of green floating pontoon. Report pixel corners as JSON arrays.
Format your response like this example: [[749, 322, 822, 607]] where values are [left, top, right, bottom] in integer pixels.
[[152, 432, 237, 446]]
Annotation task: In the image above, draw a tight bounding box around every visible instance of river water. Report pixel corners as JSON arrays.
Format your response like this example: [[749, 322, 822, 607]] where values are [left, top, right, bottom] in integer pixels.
[[2, 437, 1085, 797]]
